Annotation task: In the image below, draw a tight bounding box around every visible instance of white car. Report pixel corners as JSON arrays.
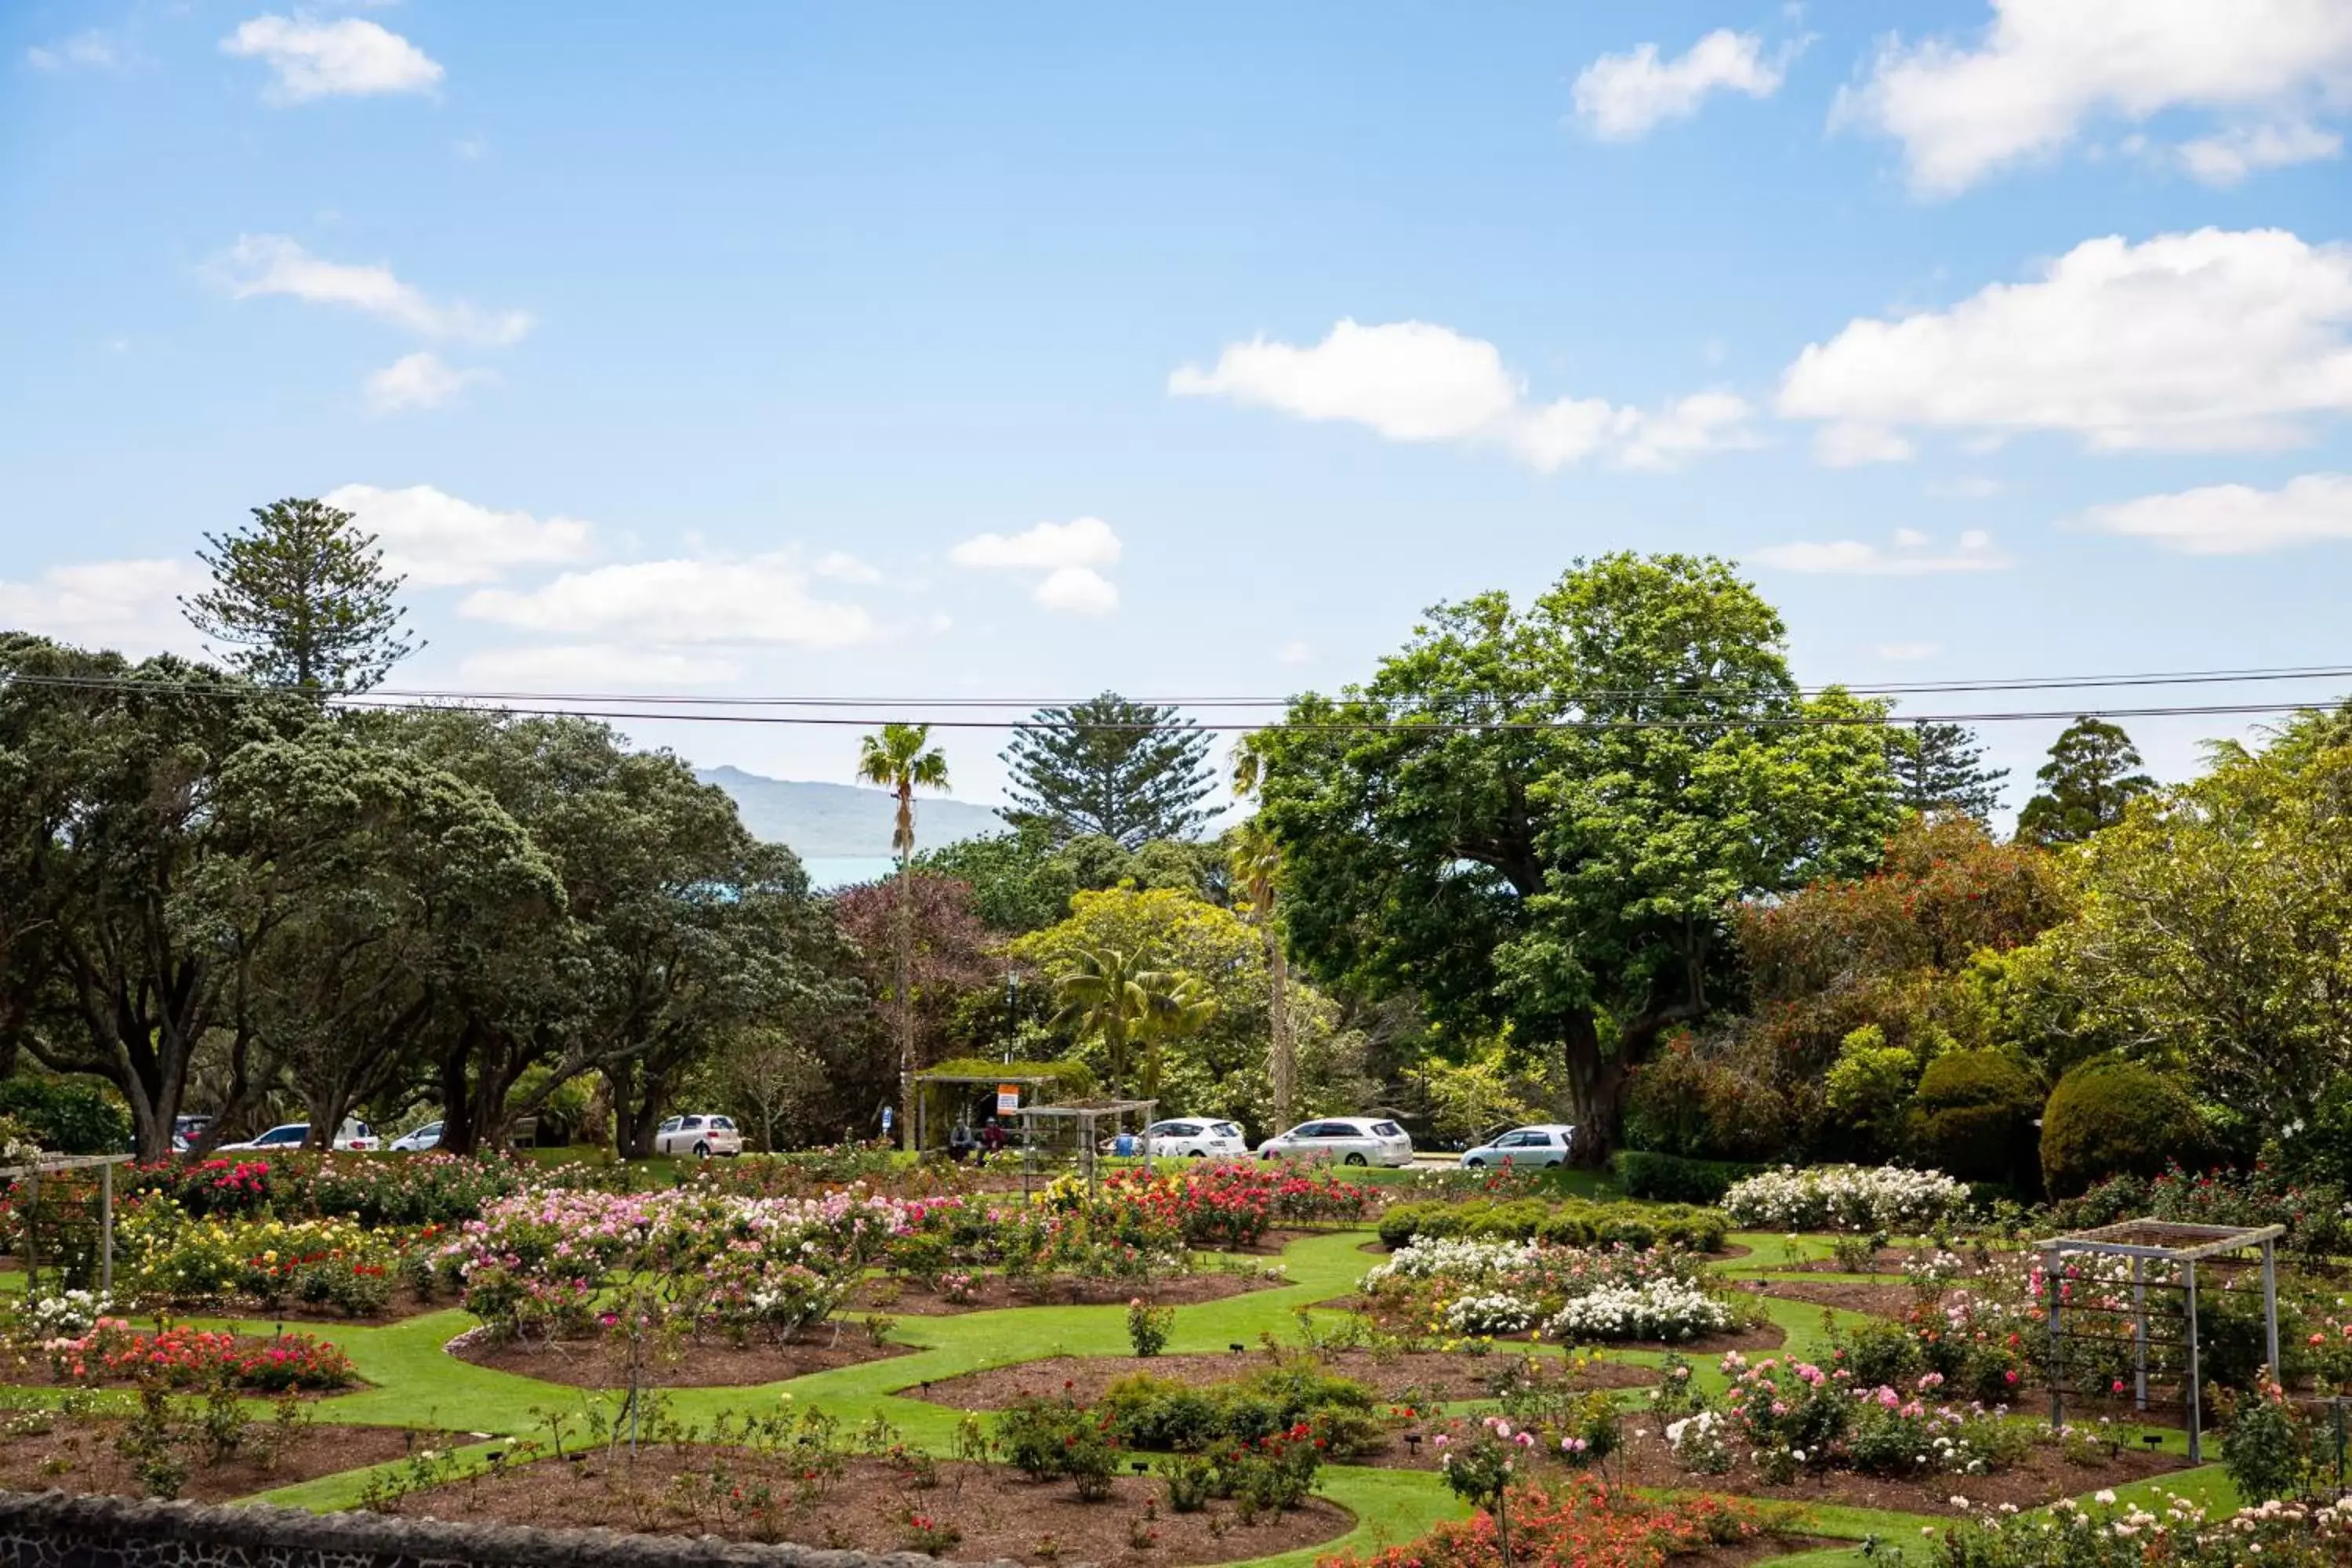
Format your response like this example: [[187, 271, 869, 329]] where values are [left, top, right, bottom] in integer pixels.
[[653, 1113, 743, 1158], [389, 1121, 444, 1152], [1458, 1123, 1577, 1168], [218, 1118, 378, 1153], [1255, 1116, 1414, 1167], [1143, 1119, 1249, 1159]]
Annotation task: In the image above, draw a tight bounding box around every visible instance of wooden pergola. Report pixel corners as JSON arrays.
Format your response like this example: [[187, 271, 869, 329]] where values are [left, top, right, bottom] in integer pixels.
[[1014, 1099, 1158, 1198]]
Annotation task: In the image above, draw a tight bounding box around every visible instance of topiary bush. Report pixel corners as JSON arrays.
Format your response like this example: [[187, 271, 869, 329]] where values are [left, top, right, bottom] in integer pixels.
[[2039, 1058, 2213, 1199], [1908, 1050, 2044, 1189], [1612, 1150, 1765, 1205]]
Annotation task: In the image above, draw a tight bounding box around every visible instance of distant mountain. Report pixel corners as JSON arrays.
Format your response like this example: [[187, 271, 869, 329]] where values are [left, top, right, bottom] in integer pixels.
[[698, 766, 1007, 858]]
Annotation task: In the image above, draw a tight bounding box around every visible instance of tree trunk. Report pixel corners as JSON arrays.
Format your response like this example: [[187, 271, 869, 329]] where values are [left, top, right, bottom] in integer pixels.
[[435, 1031, 477, 1156], [1560, 1011, 1629, 1167], [895, 855, 915, 1152], [1265, 921, 1295, 1131]]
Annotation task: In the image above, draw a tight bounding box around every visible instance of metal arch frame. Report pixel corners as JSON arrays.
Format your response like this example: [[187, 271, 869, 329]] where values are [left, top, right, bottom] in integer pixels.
[[0, 1152, 136, 1298]]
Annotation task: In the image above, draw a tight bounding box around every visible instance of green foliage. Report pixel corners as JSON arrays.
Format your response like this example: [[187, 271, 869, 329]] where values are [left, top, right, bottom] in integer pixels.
[[1406, 1043, 1547, 1146], [1097, 1363, 1380, 1457], [0, 1077, 129, 1155], [1908, 1050, 2043, 1187], [1250, 553, 1900, 1155], [1376, 1196, 1725, 1253], [2220, 1382, 2312, 1505], [1001, 692, 1216, 849], [1621, 1040, 1797, 1161], [1886, 721, 2008, 821], [2015, 717, 2157, 845], [1610, 1150, 1763, 1205], [1821, 1025, 1922, 1154], [2039, 1057, 2213, 1197], [180, 497, 418, 694]]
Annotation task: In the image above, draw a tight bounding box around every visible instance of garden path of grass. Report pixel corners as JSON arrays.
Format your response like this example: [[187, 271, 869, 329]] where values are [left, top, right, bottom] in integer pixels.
[[6, 1225, 2241, 1567]]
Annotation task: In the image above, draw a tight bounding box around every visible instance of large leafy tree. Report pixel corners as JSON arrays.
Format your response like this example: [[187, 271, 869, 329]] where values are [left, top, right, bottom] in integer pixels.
[[0, 637, 314, 1156], [1003, 691, 1215, 848], [1230, 735, 1297, 1128], [1887, 720, 2008, 821], [857, 722, 950, 1148], [180, 498, 418, 693], [2043, 710, 2352, 1134], [832, 870, 1003, 1118], [2016, 717, 2156, 844], [1250, 554, 1899, 1159]]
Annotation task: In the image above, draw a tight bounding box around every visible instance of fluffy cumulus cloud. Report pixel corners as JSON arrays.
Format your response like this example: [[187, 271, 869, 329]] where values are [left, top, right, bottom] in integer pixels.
[[1777, 228, 2352, 456], [363, 352, 493, 414], [208, 235, 532, 346], [459, 554, 877, 648], [949, 517, 1122, 615], [1840, 0, 2352, 194], [1750, 528, 2012, 575], [1170, 319, 1755, 473], [0, 559, 209, 658], [1573, 30, 1791, 140], [322, 484, 594, 587], [220, 15, 444, 103], [2076, 472, 2352, 555]]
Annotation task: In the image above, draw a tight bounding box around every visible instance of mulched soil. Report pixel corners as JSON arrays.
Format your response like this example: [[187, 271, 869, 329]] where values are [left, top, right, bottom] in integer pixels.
[[847, 1269, 1279, 1318], [907, 1350, 1659, 1411], [383, 1452, 1356, 1568], [1673, 1538, 1842, 1567], [446, 1326, 913, 1388], [1733, 1278, 1926, 1319], [191, 1288, 454, 1330], [0, 1414, 431, 1503], [1370, 1412, 2190, 1515]]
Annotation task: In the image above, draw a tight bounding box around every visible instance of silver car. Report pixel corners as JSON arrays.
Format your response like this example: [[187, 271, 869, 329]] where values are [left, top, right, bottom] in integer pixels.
[[1142, 1119, 1249, 1159], [1255, 1116, 1414, 1167], [1458, 1123, 1577, 1168]]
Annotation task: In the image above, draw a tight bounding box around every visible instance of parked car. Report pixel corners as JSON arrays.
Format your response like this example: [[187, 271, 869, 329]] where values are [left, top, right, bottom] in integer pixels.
[[1457, 1123, 1577, 1168], [652, 1113, 743, 1158], [1254, 1116, 1414, 1167], [1140, 1119, 1249, 1159], [389, 1120, 444, 1152], [217, 1118, 378, 1152], [170, 1114, 215, 1153]]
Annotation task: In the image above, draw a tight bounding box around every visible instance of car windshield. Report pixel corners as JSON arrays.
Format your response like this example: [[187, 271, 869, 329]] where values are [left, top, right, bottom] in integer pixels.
[[1372, 1122, 1403, 1137], [711, 1117, 734, 1130], [1210, 1122, 1242, 1137]]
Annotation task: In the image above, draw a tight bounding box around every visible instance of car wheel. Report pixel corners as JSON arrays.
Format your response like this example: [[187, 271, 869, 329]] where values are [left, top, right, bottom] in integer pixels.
[[1188, 1149, 1206, 1158], [1344, 1152, 1368, 1167], [693, 1141, 711, 1158], [1465, 1156, 1485, 1168]]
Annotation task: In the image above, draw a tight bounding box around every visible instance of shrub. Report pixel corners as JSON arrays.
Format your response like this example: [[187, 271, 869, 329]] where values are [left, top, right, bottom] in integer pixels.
[[1909, 1051, 2044, 1188], [1610, 1150, 1764, 1205], [1544, 1282, 1733, 1342], [1330, 1477, 1760, 1568], [1126, 1298, 1172, 1358], [1377, 1198, 1725, 1253], [2220, 1378, 2312, 1505], [1623, 1044, 1798, 1162], [2039, 1058, 2213, 1198], [0, 1077, 131, 1155], [1721, 1164, 1969, 1232]]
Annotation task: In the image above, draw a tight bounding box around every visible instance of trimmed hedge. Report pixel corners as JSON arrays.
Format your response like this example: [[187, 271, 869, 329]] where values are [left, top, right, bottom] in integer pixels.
[[1908, 1050, 2043, 1189], [1612, 1150, 1765, 1204], [1375, 1196, 1727, 1254], [2040, 1058, 2213, 1199]]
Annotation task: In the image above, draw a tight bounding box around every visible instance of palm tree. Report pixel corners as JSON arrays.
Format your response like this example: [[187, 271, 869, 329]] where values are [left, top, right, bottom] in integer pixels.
[[856, 722, 950, 1150], [1049, 946, 1154, 1098], [1133, 971, 1218, 1101], [1230, 739, 1295, 1128]]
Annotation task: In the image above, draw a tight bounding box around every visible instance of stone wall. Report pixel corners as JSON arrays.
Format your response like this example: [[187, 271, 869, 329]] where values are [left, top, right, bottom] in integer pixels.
[[0, 1490, 1050, 1568]]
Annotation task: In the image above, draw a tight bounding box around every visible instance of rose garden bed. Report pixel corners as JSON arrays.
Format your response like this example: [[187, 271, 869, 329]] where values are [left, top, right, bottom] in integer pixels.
[[908, 1349, 1657, 1410], [848, 1268, 1279, 1316], [376, 1453, 1356, 1568], [0, 1413, 432, 1503], [445, 1325, 914, 1388]]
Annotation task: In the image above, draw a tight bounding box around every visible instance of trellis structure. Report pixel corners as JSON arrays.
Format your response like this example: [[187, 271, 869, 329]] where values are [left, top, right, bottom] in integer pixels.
[[1015, 1099, 1158, 1199], [2037, 1218, 2283, 1462], [1, 1152, 136, 1298]]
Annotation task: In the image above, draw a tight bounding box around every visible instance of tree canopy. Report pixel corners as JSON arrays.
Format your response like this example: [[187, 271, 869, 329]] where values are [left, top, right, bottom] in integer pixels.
[[180, 498, 418, 694], [1886, 720, 2007, 821], [1002, 692, 1216, 848], [2016, 717, 2155, 844], [1248, 552, 1899, 1157]]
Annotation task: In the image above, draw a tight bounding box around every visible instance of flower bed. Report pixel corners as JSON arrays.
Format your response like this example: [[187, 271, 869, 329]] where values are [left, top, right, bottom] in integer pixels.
[[1933, 1491, 2352, 1566], [1356, 1239, 1741, 1345], [1722, 1164, 1970, 1233], [1100, 1163, 1380, 1250], [122, 1153, 530, 1227], [112, 1205, 422, 1318], [1547, 1281, 1734, 1343], [1321, 1477, 1766, 1568], [37, 1322, 357, 1392], [1375, 1197, 1726, 1253]]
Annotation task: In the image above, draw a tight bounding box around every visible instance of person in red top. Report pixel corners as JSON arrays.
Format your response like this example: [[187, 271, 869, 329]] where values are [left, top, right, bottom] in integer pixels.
[[980, 1117, 1007, 1155]]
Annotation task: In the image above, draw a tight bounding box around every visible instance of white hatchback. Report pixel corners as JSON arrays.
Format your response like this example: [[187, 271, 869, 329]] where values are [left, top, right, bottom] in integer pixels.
[[217, 1118, 378, 1152], [1255, 1116, 1414, 1167], [1143, 1119, 1249, 1159], [1457, 1123, 1577, 1168], [653, 1113, 743, 1158]]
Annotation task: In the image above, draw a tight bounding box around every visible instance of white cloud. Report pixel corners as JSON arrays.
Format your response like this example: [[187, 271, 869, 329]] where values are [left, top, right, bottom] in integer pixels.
[[948, 517, 1121, 571], [1777, 228, 2352, 456], [1573, 30, 1791, 140], [1750, 528, 2013, 575], [811, 550, 884, 585], [0, 559, 209, 658], [363, 351, 492, 413], [2177, 119, 2345, 185], [460, 554, 877, 648], [2075, 472, 2352, 554], [456, 645, 742, 689], [220, 15, 442, 102], [322, 483, 593, 587], [1033, 566, 1120, 616], [1840, 0, 2352, 195], [1875, 641, 1944, 661], [209, 234, 532, 345], [1170, 318, 1755, 472], [27, 32, 119, 72], [1276, 640, 1316, 666], [1926, 475, 2004, 499]]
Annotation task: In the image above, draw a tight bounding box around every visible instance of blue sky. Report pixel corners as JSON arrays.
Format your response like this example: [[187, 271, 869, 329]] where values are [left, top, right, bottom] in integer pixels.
[[5, 1, 2351, 812]]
